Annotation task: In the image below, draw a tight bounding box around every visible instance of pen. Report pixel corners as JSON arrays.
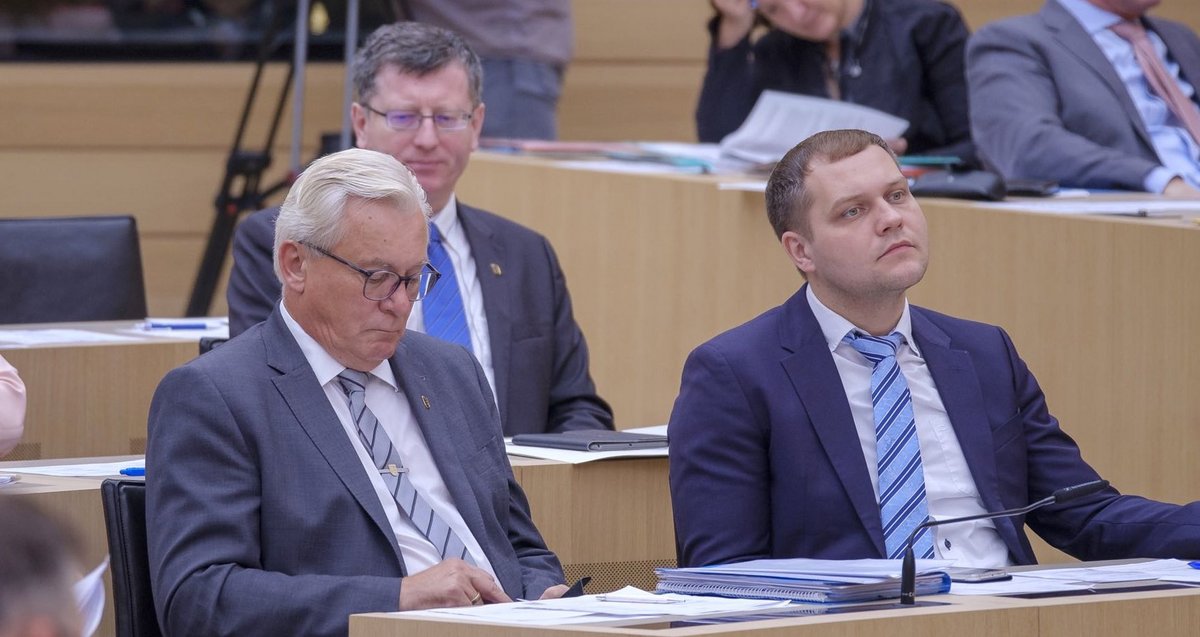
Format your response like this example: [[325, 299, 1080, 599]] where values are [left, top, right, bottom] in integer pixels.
[[563, 576, 591, 598], [1188, 561, 1200, 570], [146, 322, 210, 330], [120, 467, 145, 476]]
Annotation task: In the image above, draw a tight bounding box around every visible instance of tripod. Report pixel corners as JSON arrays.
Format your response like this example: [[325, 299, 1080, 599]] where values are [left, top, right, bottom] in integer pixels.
[[185, 0, 364, 317]]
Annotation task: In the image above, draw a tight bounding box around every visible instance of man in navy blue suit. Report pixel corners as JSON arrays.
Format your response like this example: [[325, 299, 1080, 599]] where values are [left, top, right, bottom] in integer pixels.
[[227, 22, 612, 436], [669, 129, 1200, 568]]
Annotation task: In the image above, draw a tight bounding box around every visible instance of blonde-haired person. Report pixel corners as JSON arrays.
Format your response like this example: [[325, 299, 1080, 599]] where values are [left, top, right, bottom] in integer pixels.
[[0, 354, 25, 458]]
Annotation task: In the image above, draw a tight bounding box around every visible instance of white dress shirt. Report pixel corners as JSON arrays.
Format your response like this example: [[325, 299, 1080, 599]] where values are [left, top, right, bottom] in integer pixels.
[[407, 195, 496, 395], [280, 302, 499, 580], [0, 354, 26, 457], [807, 288, 1011, 567]]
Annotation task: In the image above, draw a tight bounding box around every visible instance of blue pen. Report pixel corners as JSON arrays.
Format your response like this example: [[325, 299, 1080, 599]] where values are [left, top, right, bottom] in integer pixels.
[[1189, 561, 1200, 570], [120, 467, 145, 476], [147, 322, 210, 330]]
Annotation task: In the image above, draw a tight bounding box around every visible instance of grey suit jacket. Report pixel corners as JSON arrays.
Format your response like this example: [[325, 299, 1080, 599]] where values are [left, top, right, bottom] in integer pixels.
[[967, 0, 1200, 190], [226, 204, 613, 436], [146, 309, 564, 637]]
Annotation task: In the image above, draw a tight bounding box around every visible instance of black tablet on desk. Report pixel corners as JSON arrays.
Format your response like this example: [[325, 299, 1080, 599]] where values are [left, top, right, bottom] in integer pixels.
[[512, 430, 669, 452]]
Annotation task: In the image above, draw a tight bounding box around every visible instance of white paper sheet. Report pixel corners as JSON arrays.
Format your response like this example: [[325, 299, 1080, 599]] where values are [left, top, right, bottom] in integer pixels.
[[3, 458, 145, 477], [504, 440, 668, 463], [974, 199, 1200, 216], [720, 91, 909, 165], [0, 329, 144, 347], [950, 559, 1200, 595], [397, 586, 787, 626]]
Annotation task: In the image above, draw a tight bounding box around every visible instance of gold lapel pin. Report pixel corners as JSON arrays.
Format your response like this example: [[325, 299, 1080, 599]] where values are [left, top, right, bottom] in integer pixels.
[[421, 395, 431, 410], [490, 263, 502, 276]]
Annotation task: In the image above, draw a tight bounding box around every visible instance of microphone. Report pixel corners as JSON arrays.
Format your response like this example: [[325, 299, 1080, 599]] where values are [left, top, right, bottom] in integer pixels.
[[899, 479, 1110, 605]]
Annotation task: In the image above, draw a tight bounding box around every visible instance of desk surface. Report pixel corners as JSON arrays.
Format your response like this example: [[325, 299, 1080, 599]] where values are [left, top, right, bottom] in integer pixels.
[[350, 586, 1200, 637]]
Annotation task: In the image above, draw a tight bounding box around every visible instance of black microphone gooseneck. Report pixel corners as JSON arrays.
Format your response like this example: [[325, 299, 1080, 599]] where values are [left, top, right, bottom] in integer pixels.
[[899, 479, 1110, 605]]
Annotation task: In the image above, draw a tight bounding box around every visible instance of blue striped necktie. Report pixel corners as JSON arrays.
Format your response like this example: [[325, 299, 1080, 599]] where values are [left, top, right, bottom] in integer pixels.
[[336, 369, 474, 564], [844, 331, 935, 559], [423, 223, 472, 352]]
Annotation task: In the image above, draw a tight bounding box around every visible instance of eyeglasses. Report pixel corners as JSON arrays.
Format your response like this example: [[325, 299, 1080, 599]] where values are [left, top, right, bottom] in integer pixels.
[[362, 104, 474, 132], [301, 241, 440, 302]]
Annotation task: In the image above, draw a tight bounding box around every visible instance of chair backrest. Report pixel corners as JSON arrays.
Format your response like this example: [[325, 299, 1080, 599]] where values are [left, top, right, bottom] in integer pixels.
[[101, 479, 162, 637], [0, 216, 148, 324]]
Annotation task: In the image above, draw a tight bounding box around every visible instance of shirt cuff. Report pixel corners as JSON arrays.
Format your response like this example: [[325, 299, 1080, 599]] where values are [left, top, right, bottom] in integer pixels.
[[1144, 167, 1179, 194]]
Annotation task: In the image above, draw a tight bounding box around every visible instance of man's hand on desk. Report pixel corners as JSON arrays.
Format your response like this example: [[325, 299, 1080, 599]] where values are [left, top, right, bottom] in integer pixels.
[[398, 558, 511, 610], [538, 584, 570, 599], [1163, 177, 1200, 198]]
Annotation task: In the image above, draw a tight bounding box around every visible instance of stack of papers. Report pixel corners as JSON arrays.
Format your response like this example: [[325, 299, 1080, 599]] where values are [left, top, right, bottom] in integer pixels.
[[656, 558, 951, 604], [951, 559, 1200, 596], [399, 586, 788, 626]]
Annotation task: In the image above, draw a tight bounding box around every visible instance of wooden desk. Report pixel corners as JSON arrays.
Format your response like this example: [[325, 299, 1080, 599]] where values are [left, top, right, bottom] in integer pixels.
[[457, 154, 1200, 561], [0, 322, 201, 460], [350, 586, 1200, 637], [1, 454, 674, 637]]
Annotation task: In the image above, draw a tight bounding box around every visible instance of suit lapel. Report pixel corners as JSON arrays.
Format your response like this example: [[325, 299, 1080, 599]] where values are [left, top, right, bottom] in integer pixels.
[[389, 340, 497, 578], [1042, 0, 1155, 151], [780, 289, 887, 557], [261, 312, 407, 569], [458, 203, 512, 422], [910, 311, 1027, 560]]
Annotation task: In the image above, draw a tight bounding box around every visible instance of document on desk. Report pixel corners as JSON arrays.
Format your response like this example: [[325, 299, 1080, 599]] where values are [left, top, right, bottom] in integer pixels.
[[398, 586, 788, 626], [975, 198, 1200, 216], [3, 458, 145, 477], [720, 91, 909, 165], [950, 559, 1200, 596], [0, 329, 144, 347], [124, 317, 229, 340], [505, 430, 669, 463]]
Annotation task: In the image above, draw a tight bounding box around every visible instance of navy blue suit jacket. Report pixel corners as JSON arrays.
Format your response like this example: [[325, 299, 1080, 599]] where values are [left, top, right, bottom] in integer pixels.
[[226, 204, 613, 436], [147, 310, 564, 636], [669, 287, 1200, 567]]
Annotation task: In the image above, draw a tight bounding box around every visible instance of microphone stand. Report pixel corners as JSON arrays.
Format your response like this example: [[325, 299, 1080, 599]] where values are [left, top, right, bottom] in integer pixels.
[[899, 479, 1110, 605]]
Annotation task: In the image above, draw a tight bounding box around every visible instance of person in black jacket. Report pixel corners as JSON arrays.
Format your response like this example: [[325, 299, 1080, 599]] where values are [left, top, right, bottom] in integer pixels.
[[697, 0, 975, 163]]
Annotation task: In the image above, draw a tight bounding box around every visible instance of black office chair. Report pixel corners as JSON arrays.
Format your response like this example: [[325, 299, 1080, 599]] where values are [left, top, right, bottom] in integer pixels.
[[0, 216, 148, 324], [101, 479, 163, 637]]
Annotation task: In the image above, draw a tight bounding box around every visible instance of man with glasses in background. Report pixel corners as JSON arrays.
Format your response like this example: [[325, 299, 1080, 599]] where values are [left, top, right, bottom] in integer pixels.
[[227, 22, 613, 436], [148, 148, 568, 637]]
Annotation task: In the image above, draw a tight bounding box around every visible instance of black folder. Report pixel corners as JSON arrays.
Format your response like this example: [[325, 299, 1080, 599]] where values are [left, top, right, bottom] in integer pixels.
[[512, 430, 668, 452]]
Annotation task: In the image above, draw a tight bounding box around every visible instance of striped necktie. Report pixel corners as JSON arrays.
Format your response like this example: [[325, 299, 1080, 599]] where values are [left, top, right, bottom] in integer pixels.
[[423, 223, 473, 352], [336, 369, 474, 564], [844, 331, 935, 559]]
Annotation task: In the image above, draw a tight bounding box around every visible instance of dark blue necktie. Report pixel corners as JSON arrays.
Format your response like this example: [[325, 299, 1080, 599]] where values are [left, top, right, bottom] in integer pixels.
[[423, 223, 472, 352], [845, 331, 935, 559]]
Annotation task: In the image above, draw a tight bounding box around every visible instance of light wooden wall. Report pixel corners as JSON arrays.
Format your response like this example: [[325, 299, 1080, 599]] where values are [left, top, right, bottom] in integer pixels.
[[0, 0, 1197, 314]]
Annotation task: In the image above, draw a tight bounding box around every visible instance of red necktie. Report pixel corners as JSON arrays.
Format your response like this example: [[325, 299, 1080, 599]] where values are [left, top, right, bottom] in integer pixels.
[[1110, 20, 1200, 146]]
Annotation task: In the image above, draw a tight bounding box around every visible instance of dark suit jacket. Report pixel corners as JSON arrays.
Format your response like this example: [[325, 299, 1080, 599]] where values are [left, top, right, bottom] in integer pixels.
[[226, 204, 613, 436], [695, 0, 975, 162], [967, 0, 1200, 190], [669, 287, 1200, 568], [146, 310, 564, 637]]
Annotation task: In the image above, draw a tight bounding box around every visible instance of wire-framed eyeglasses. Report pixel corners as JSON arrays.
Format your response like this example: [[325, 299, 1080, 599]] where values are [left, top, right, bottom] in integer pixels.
[[361, 104, 474, 132], [301, 241, 440, 302]]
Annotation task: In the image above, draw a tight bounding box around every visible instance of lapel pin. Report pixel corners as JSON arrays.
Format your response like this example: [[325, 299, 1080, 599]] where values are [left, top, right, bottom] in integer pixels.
[[421, 395, 431, 410], [490, 263, 502, 276]]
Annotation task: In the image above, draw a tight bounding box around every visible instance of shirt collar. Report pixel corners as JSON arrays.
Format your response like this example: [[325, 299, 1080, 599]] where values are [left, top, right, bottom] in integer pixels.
[[430, 193, 460, 239], [805, 285, 920, 356], [278, 301, 398, 390], [1058, 0, 1125, 34]]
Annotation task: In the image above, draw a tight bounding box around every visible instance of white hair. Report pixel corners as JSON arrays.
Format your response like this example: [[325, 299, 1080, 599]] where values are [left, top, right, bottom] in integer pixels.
[[272, 148, 432, 283]]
